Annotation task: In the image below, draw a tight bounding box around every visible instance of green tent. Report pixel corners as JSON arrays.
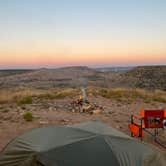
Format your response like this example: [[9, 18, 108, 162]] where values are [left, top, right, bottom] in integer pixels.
[[0, 121, 165, 166]]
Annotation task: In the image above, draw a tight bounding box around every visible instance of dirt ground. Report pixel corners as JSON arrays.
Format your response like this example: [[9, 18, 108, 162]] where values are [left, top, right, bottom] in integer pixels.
[[0, 96, 165, 152]]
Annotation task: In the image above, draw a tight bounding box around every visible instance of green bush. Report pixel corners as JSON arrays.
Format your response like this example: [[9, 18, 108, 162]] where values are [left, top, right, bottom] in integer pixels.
[[17, 96, 32, 105], [23, 112, 33, 122]]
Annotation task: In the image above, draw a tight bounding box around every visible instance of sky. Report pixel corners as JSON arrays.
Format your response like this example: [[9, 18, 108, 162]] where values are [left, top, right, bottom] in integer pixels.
[[0, 0, 166, 68]]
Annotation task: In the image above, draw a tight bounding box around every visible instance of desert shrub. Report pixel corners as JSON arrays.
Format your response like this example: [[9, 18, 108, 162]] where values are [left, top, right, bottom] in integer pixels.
[[2, 109, 10, 113], [0, 107, 10, 113], [23, 112, 33, 122], [17, 96, 32, 105]]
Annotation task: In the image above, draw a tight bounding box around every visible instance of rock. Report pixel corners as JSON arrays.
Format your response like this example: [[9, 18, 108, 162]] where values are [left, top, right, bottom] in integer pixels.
[[10, 119, 18, 123], [117, 104, 121, 107], [39, 121, 49, 125], [83, 105, 92, 113], [92, 109, 102, 114], [49, 107, 53, 111], [72, 109, 75, 113], [116, 125, 122, 129], [33, 115, 40, 119], [116, 125, 120, 129], [3, 116, 12, 121], [104, 109, 113, 114], [61, 119, 70, 123], [19, 111, 26, 116]]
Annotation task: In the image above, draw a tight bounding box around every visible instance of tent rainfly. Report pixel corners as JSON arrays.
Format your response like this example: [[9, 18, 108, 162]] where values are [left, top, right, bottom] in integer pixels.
[[0, 121, 165, 166]]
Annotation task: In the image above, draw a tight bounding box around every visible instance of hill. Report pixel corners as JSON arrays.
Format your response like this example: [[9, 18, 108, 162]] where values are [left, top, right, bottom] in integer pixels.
[[0, 66, 166, 90], [124, 66, 166, 90], [0, 69, 33, 78], [0, 66, 112, 89]]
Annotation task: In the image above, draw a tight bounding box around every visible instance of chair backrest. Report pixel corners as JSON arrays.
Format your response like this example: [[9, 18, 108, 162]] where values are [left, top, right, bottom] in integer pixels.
[[142, 110, 165, 128]]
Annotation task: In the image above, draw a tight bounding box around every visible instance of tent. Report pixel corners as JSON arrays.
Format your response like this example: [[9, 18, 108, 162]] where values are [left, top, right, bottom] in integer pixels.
[[0, 120, 165, 166]]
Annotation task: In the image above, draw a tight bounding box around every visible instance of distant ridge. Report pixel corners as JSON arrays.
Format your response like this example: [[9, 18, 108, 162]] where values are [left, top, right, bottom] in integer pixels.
[[125, 66, 166, 90], [0, 65, 166, 90]]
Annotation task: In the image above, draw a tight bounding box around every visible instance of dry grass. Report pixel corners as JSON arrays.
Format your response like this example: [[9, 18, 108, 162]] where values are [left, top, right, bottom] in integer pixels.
[[0, 87, 165, 105], [98, 88, 166, 103], [0, 88, 79, 104], [38, 88, 78, 100], [0, 107, 10, 113], [0, 88, 45, 104]]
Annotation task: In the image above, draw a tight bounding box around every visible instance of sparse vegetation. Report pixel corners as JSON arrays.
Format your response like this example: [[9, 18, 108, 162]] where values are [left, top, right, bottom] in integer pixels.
[[125, 66, 166, 90], [0, 70, 33, 78], [0, 88, 46, 104], [23, 112, 34, 122], [17, 96, 33, 105], [98, 88, 166, 103], [38, 88, 78, 100], [0, 107, 10, 113], [0, 67, 166, 151]]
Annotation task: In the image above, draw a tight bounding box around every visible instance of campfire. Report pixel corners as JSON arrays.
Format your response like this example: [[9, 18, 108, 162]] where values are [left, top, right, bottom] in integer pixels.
[[70, 87, 104, 114]]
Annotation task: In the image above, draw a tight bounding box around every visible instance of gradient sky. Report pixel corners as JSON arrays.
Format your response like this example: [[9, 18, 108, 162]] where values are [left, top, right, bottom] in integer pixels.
[[0, 0, 166, 68]]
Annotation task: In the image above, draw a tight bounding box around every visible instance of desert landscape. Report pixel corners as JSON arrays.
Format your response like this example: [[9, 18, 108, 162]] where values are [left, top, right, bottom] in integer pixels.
[[0, 66, 166, 152], [1, 1, 166, 165]]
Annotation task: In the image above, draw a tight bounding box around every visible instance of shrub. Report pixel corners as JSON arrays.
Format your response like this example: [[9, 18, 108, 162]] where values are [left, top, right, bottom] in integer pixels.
[[0, 107, 10, 113], [23, 112, 33, 122], [2, 109, 10, 113], [17, 96, 32, 105]]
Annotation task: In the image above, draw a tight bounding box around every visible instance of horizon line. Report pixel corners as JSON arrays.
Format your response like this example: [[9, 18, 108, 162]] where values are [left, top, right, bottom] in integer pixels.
[[0, 64, 166, 70]]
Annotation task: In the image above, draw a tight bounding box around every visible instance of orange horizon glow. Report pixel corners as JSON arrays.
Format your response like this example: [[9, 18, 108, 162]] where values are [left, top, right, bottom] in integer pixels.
[[1, 51, 166, 67]]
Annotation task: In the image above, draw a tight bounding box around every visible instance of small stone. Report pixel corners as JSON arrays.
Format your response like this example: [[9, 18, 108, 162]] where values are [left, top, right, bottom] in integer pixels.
[[39, 121, 49, 125], [116, 125, 120, 129], [49, 107, 53, 111], [72, 109, 75, 113], [116, 125, 122, 129], [83, 105, 92, 113], [61, 119, 70, 123], [92, 109, 102, 114], [33, 115, 40, 119]]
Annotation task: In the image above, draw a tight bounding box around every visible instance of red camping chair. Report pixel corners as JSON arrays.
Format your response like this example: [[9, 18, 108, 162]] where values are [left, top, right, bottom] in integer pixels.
[[129, 110, 166, 145]]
